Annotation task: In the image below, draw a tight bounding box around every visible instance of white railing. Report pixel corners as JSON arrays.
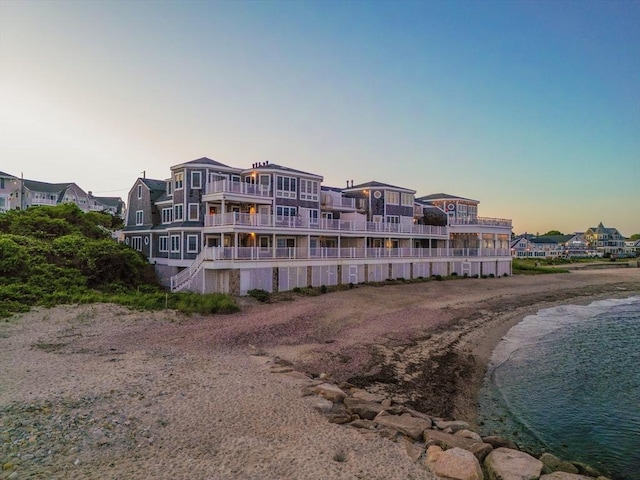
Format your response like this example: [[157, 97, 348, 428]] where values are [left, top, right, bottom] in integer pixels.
[[204, 212, 448, 236], [170, 248, 209, 292], [449, 216, 512, 227], [204, 180, 271, 197], [193, 246, 511, 261]]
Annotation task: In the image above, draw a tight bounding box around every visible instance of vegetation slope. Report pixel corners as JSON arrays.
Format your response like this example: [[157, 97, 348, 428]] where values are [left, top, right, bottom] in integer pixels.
[[0, 204, 238, 318]]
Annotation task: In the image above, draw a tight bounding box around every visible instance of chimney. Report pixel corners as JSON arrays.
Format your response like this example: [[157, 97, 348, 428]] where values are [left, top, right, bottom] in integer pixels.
[[265, 161, 269, 165]]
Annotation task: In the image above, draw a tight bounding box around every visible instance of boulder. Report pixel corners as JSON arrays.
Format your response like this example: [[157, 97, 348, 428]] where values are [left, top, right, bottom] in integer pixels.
[[344, 397, 387, 420], [311, 383, 347, 402], [425, 446, 484, 480], [403, 408, 433, 426], [402, 440, 424, 463], [350, 389, 387, 403], [482, 436, 519, 450], [571, 462, 601, 478], [435, 420, 471, 433], [484, 448, 543, 480], [540, 473, 592, 480], [349, 419, 377, 430], [540, 453, 579, 475], [455, 429, 483, 442], [424, 429, 493, 462], [374, 412, 431, 440], [310, 397, 333, 413]]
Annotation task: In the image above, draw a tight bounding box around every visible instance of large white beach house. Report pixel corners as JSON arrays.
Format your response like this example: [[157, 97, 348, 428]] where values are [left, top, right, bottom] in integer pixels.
[[122, 158, 512, 294]]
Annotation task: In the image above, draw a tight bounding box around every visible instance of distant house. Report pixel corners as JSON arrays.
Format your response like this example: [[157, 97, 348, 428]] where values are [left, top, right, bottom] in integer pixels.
[[624, 238, 640, 255], [2, 176, 124, 217], [584, 223, 626, 255], [511, 232, 592, 258], [0, 171, 17, 213]]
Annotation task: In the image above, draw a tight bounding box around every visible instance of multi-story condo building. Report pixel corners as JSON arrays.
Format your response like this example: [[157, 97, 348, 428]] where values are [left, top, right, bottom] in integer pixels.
[[123, 157, 512, 294], [123, 158, 511, 295]]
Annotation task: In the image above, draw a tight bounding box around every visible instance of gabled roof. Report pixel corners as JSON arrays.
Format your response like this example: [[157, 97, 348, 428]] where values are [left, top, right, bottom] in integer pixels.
[[321, 186, 346, 193], [174, 157, 234, 169], [92, 196, 123, 208], [587, 222, 621, 235], [23, 179, 73, 194], [0, 171, 17, 178], [346, 181, 415, 194], [539, 234, 573, 244], [417, 193, 478, 203], [246, 162, 323, 179]]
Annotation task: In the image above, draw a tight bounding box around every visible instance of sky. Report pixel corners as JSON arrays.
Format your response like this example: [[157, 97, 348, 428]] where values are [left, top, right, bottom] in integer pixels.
[[1, 0, 639, 236]]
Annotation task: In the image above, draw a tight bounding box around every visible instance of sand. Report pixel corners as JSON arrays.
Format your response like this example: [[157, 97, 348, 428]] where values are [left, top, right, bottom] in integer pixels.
[[1, 268, 638, 479]]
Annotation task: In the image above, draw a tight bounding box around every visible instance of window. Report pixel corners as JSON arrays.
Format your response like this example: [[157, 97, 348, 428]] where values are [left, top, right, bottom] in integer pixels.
[[159, 236, 169, 252], [171, 235, 181, 252], [276, 176, 297, 198], [188, 203, 199, 221], [300, 179, 319, 201], [385, 191, 399, 205], [174, 172, 184, 190], [162, 208, 173, 224], [137, 185, 142, 199], [276, 206, 297, 217], [132, 236, 142, 251], [308, 209, 319, 224], [386, 215, 400, 224], [259, 174, 271, 190], [191, 171, 202, 189], [0, 178, 4, 188], [166, 181, 172, 196], [401, 193, 413, 206], [277, 238, 295, 248], [174, 204, 183, 221], [135, 210, 143, 225], [187, 235, 198, 253]]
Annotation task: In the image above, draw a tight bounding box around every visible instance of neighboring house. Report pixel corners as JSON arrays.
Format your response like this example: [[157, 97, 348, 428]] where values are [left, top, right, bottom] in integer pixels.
[[510, 235, 545, 258], [511, 233, 592, 258], [87, 192, 126, 217], [624, 239, 640, 256], [584, 223, 626, 255], [122, 157, 513, 294], [1, 176, 125, 217], [0, 171, 17, 213]]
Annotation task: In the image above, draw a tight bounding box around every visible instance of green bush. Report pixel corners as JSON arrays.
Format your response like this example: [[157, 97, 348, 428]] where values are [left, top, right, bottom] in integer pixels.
[[248, 289, 271, 303]]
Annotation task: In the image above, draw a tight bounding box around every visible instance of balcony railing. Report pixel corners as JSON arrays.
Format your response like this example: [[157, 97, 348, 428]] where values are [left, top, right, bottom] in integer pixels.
[[449, 216, 512, 227], [195, 246, 511, 262], [204, 180, 271, 197], [204, 212, 448, 236]]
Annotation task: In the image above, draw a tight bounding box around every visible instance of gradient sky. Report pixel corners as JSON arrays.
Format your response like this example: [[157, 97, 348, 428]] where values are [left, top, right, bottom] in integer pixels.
[[1, 0, 639, 236]]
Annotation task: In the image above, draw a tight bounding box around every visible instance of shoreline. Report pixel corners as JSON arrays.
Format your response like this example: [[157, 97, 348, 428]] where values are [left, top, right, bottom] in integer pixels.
[[1, 269, 639, 478]]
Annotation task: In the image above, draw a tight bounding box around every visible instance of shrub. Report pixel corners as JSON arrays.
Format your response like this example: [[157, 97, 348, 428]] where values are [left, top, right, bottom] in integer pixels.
[[320, 285, 328, 294], [435, 275, 443, 281], [451, 272, 458, 276], [248, 289, 271, 303]]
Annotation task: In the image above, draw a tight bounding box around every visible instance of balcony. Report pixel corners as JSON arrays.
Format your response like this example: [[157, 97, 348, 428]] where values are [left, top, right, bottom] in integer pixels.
[[204, 212, 448, 237], [204, 180, 271, 198]]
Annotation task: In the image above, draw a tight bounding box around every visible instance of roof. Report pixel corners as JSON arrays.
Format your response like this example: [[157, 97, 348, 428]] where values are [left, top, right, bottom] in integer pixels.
[[174, 157, 234, 169], [346, 181, 416, 194], [23, 179, 73, 194], [246, 162, 323, 179], [539, 234, 573, 244], [92, 196, 123, 208], [140, 178, 167, 202], [530, 237, 560, 244], [0, 171, 17, 178], [417, 193, 479, 203]]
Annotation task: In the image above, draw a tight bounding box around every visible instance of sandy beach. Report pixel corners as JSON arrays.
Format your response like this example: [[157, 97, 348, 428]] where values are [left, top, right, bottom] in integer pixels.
[[1, 268, 639, 479]]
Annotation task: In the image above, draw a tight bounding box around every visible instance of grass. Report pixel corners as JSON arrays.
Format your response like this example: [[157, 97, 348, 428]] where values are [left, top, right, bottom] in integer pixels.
[[512, 259, 570, 274]]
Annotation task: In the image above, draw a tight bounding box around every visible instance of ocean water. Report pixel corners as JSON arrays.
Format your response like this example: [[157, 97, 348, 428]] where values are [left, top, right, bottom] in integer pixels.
[[478, 296, 640, 480]]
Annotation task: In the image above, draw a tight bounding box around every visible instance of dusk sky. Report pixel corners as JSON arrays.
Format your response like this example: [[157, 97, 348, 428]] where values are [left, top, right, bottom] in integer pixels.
[[1, 0, 639, 236]]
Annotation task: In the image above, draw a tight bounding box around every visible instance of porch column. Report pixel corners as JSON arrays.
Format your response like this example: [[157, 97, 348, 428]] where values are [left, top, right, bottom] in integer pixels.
[[234, 232, 238, 259], [272, 234, 276, 258], [307, 234, 311, 259]]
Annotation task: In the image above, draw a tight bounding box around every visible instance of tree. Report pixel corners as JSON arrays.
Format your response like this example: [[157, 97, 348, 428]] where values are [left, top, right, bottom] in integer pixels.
[[629, 233, 640, 240], [542, 230, 563, 236]]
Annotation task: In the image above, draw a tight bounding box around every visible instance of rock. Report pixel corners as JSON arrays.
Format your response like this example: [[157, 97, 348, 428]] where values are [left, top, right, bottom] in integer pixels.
[[378, 426, 400, 440], [349, 419, 377, 430], [325, 412, 352, 424], [484, 448, 543, 480], [455, 429, 483, 441], [375, 412, 432, 440], [350, 389, 386, 403], [403, 440, 424, 463], [404, 408, 433, 426], [482, 436, 519, 450], [310, 397, 333, 413], [310, 383, 347, 402], [425, 445, 484, 480], [381, 398, 392, 407], [344, 397, 387, 420], [424, 429, 493, 462], [540, 453, 579, 474], [269, 366, 293, 373], [435, 420, 471, 433], [571, 462, 601, 478], [540, 473, 592, 480]]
